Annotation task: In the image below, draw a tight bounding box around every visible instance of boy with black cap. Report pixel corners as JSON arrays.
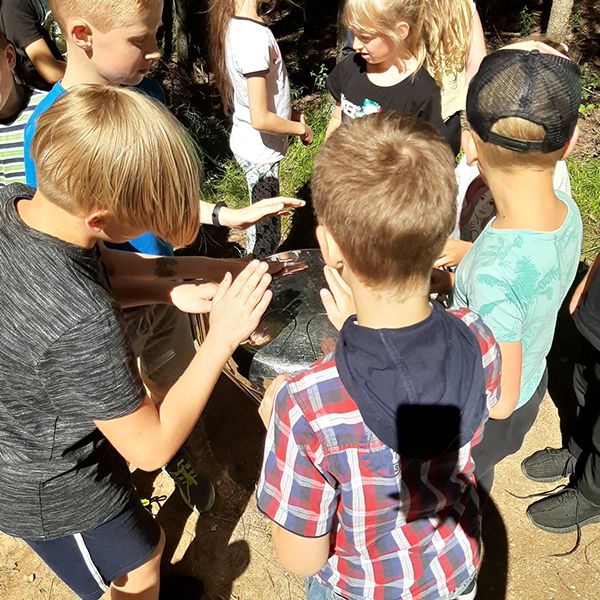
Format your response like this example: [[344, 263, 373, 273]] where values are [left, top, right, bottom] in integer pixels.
[[435, 48, 583, 495]]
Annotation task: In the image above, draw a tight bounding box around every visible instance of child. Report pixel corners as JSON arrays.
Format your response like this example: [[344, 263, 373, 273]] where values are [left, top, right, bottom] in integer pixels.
[[24, 0, 302, 513], [0, 30, 46, 185], [521, 253, 600, 537], [0, 85, 272, 600], [207, 0, 312, 258], [0, 0, 65, 90], [326, 0, 442, 139], [256, 113, 501, 600], [421, 0, 486, 154], [435, 48, 583, 495]]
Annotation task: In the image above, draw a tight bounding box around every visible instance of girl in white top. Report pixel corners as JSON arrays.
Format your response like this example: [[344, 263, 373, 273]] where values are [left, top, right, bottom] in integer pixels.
[[208, 0, 313, 258]]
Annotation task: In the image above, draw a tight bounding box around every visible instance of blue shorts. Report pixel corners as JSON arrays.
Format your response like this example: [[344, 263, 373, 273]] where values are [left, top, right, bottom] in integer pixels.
[[25, 498, 161, 600]]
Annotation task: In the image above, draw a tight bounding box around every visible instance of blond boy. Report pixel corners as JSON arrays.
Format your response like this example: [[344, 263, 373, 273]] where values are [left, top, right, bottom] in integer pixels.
[[434, 49, 583, 495], [23, 0, 301, 512], [256, 113, 501, 600], [0, 85, 272, 600]]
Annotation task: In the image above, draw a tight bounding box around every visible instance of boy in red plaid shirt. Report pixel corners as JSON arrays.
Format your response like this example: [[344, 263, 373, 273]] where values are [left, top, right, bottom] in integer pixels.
[[256, 113, 501, 600]]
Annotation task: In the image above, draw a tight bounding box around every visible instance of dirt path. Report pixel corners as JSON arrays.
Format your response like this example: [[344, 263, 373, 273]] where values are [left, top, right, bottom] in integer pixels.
[[2, 375, 600, 600]]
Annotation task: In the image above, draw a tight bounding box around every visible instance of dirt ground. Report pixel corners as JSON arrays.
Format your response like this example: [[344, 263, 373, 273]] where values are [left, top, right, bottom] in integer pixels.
[[3, 326, 600, 600]]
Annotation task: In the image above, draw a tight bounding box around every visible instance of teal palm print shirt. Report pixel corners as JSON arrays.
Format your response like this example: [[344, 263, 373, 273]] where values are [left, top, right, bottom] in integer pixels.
[[451, 191, 582, 409]]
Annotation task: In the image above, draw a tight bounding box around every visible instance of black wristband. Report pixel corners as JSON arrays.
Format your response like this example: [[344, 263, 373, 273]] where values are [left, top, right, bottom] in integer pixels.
[[212, 201, 226, 227]]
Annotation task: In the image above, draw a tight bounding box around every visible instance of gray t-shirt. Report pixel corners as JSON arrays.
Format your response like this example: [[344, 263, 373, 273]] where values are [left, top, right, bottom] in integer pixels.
[[0, 184, 146, 540]]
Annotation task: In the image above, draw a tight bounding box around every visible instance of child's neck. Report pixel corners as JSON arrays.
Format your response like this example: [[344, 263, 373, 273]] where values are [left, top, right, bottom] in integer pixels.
[[485, 167, 567, 231], [0, 78, 25, 121], [235, 0, 261, 20], [349, 273, 432, 330], [61, 44, 113, 89], [366, 54, 417, 86], [16, 191, 96, 249]]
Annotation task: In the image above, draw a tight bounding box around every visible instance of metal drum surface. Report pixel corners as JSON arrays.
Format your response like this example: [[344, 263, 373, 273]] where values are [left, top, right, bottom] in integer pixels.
[[192, 249, 339, 402]]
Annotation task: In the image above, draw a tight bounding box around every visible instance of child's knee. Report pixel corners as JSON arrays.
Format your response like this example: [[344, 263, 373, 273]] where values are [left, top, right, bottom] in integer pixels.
[[111, 527, 165, 594]]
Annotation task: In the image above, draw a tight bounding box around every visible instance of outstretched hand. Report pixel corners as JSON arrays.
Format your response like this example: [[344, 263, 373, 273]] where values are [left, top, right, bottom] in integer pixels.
[[208, 260, 273, 352], [258, 373, 290, 428], [221, 197, 306, 230], [434, 239, 472, 269], [320, 266, 356, 331]]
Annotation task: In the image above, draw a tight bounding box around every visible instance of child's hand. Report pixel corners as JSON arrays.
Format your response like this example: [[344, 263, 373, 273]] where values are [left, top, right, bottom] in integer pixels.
[[434, 239, 472, 268], [299, 115, 313, 146], [320, 266, 356, 330], [258, 373, 289, 428], [170, 281, 218, 313], [208, 260, 273, 352], [430, 268, 454, 294], [221, 197, 306, 229]]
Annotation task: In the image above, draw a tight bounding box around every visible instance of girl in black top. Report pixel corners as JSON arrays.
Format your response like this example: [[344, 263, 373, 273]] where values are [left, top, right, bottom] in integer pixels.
[[326, 0, 442, 139]]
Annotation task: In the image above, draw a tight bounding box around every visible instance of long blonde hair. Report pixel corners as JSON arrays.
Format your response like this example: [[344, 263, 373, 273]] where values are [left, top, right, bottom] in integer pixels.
[[343, 0, 427, 70], [31, 85, 201, 247], [422, 0, 472, 85], [207, 0, 237, 114]]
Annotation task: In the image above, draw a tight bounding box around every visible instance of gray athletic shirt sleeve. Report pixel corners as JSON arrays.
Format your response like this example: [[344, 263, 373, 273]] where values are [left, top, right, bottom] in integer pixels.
[[0, 184, 146, 540]]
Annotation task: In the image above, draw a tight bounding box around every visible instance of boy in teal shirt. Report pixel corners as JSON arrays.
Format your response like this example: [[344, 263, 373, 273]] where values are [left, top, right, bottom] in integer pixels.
[[434, 48, 583, 494]]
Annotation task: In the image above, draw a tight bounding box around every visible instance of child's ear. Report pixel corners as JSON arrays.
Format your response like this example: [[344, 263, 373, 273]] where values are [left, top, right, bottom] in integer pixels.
[[68, 17, 94, 50], [5, 43, 17, 70], [461, 129, 479, 166], [560, 124, 580, 160], [396, 21, 410, 41], [86, 210, 110, 234], [317, 225, 344, 269]]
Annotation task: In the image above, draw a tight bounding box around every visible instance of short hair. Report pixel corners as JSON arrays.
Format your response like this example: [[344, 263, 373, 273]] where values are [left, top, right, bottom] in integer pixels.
[[474, 118, 565, 170], [311, 113, 456, 292], [49, 0, 158, 31], [0, 30, 9, 50], [30, 85, 201, 247]]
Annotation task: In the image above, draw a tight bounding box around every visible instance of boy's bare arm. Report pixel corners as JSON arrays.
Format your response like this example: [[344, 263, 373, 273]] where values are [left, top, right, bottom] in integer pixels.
[[466, 9, 487, 81], [488, 341, 522, 419], [270, 524, 331, 577], [24, 38, 66, 84], [325, 104, 342, 140], [570, 252, 600, 315], [95, 261, 273, 471]]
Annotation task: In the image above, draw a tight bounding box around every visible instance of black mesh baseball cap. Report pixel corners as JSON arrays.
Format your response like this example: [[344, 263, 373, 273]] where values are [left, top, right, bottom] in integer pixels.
[[466, 49, 582, 153]]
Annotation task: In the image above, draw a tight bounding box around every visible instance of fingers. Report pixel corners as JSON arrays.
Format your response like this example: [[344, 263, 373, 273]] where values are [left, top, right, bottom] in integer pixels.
[[434, 256, 448, 268], [231, 261, 271, 302], [227, 259, 262, 296], [212, 272, 232, 305], [324, 265, 351, 297]]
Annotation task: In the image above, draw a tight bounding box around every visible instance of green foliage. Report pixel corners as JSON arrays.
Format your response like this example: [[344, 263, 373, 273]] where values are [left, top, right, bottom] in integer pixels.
[[579, 103, 597, 119], [518, 6, 536, 36], [310, 64, 329, 93], [569, 158, 600, 258], [581, 64, 600, 104]]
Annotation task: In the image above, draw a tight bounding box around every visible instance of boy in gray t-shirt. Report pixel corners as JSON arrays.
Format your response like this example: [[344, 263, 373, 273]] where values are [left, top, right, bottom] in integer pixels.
[[0, 85, 272, 599]]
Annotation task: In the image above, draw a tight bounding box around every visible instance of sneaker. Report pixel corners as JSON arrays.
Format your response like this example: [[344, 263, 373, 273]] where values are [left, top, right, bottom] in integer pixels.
[[457, 578, 477, 600], [521, 447, 576, 483], [526, 486, 600, 534], [164, 453, 215, 513], [159, 575, 205, 599]]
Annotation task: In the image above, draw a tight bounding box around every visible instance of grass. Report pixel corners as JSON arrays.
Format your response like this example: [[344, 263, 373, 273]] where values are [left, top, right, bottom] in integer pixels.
[[569, 157, 600, 260], [200, 92, 331, 209]]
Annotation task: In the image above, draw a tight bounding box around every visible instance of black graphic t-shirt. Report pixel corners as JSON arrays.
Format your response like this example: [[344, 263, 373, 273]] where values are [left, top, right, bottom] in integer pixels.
[[0, 0, 64, 90], [327, 52, 443, 132]]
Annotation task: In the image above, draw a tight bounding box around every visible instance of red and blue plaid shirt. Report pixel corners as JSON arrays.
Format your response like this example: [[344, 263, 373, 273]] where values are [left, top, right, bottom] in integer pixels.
[[257, 308, 501, 600]]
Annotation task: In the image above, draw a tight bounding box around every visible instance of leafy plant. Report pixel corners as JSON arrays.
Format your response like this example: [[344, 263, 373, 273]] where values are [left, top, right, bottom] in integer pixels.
[[518, 6, 535, 36], [579, 103, 597, 119], [310, 64, 329, 93]]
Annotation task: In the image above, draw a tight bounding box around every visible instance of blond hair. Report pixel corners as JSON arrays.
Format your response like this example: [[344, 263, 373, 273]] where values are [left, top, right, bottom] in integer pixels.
[[343, 0, 426, 70], [311, 113, 456, 292], [474, 117, 565, 170], [49, 0, 158, 31], [30, 85, 201, 247], [422, 0, 472, 86]]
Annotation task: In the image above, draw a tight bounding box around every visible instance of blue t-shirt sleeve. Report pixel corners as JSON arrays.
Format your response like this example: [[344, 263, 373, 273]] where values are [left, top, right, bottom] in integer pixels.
[[23, 116, 37, 187]]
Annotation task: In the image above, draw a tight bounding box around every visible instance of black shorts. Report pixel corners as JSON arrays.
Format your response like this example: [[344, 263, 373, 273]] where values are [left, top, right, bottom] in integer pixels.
[[24, 498, 161, 600]]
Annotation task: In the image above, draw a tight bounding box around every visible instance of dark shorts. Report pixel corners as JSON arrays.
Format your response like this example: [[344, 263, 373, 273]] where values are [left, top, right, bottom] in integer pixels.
[[24, 499, 161, 600]]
